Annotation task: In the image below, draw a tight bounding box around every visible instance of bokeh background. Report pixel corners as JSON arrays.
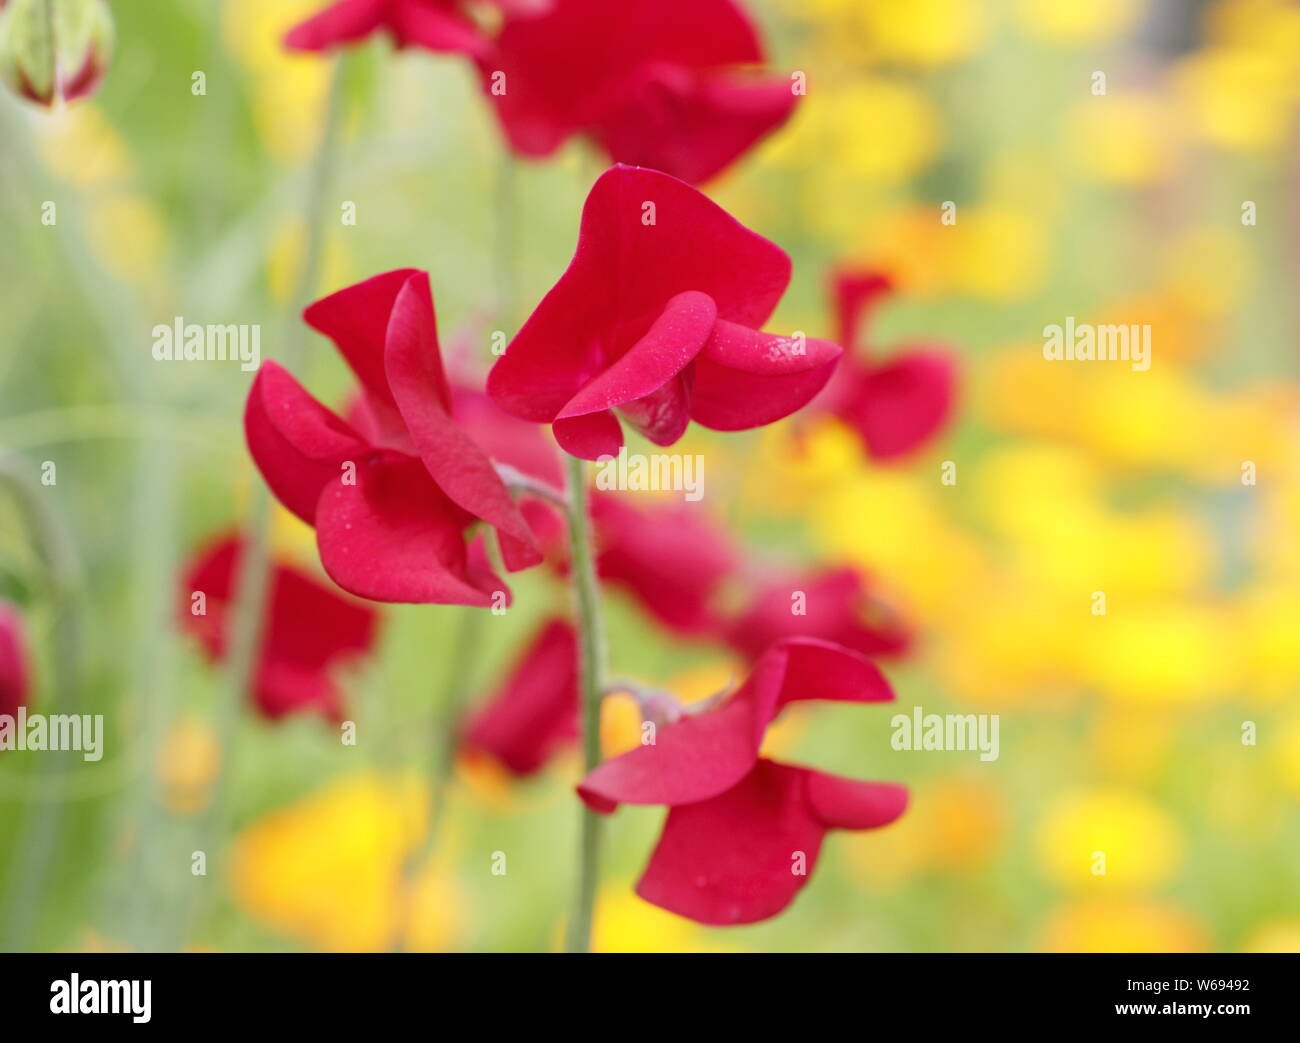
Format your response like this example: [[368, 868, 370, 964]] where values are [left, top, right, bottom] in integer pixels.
[[1, 0, 1299, 953]]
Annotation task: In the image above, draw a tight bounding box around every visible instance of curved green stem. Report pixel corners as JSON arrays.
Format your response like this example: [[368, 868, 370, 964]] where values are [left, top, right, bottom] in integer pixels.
[[563, 454, 607, 954], [0, 454, 83, 952]]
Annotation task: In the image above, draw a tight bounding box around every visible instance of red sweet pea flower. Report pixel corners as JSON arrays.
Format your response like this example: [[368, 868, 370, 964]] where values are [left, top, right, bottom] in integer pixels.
[[727, 566, 912, 663], [488, 165, 842, 460], [817, 270, 957, 461], [480, 0, 797, 184], [462, 618, 578, 775], [591, 494, 737, 637], [578, 638, 907, 924], [285, 0, 503, 57], [245, 269, 545, 605], [0, 600, 31, 720], [179, 534, 379, 721]]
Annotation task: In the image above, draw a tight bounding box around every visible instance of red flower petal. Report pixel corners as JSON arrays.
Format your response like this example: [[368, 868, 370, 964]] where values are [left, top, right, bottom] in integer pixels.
[[577, 637, 894, 811], [284, 0, 388, 52], [384, 273, 541, 570], [728, 566, 912, 662], [833, 269, 893, 351], [836, 351, 957, 460], [635, 760, 904, 926], [179, 534, 378, 722], [590, 493, 737, 637], [0, 600, 31, 718], [690, 321, 842, 430], [244, 362, 371, 524], [389, 0, 490, 56], [592, 67, 798, 185], [302, 269, 421, 444], [553, 410, 624, 461], [462, 619, 579, 775], [488, 165, 790, 428], [556, 290, 716, 421], [805, 771, 909, 830], [314, 452, 508, 605], [482, 0, 771, 177]]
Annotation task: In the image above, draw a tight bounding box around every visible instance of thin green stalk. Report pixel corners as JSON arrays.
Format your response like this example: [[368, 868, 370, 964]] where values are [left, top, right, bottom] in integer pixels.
[[563, 455, 607, 954], [393, 604, 485, 951], [179, 56, 348, 946], [0, 455, 83, 952]]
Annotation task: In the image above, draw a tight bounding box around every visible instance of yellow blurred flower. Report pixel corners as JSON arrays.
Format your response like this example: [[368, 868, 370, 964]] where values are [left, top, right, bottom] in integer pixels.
[[1066, 91, 1179, 186], [1239, 918, 1300, 953], [1090, 707, 1176, 783], [772, 78, 942, 238], [1036, 787, 1182, 889], [1273, 711, 1300, 798], [1160, 226, 1253, 321], [1173, 47, 1299, 153], [856, 0, 988, 68], [222, 0, 334, 163], [1041, 899, 1208, 952], [154, 713, 221, 815], [84, 192, 170, 284], [843, 774, 1008, 885], [1014, 0, 1142, 47], [812, 468, 989, 622], [592, 887, 738, 953], [779, 0, 986, 69], [266, 216, 352, 305], [1085, 603, 1234, 704], [231, 772, 463, 951], [947, 205, 1050, 301], [34, 103, 134, 186]]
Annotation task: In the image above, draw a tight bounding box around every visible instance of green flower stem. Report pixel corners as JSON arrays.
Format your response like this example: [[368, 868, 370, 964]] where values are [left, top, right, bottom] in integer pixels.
[[0, 454, 83, 952], [563, 453, 608, 954], [180, 56, 348, 944]]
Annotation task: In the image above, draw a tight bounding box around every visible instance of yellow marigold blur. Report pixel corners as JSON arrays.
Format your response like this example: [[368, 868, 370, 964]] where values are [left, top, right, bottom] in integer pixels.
[[1233, 584, 1300, 701], [154, 713, 221, 815], [746, 419, 864, 514], [811, 469, 990, 622], [1085, 603, 1234, 704], [856, 0, 988, 68], [933, 585, 1086, 708], [84, 193, 170, 285], [1014, 0, 1141, 47], [599, 691, 645, 759], [1041, 899, 1208, 952], [230, 772, 464, 951], [1065, 91, 1178, 186], [1160, 225, 1252, 321], [843, 774, 1008, 885], [1090, 707, 1176, 784], [948, 205, 1049, 301], [1036, 788, 1182, 890], [222, 0, 333, 163], [1273, 712, 1300, 798], [592, 887, 738, 953], [1206, 0, 1300, 75], [1173, 47, 1299, 153], [771, 78, 942, 225], [266, 217, 352, 306], [34, 103, 134, 186], [1239, 918, 1300, 953]]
